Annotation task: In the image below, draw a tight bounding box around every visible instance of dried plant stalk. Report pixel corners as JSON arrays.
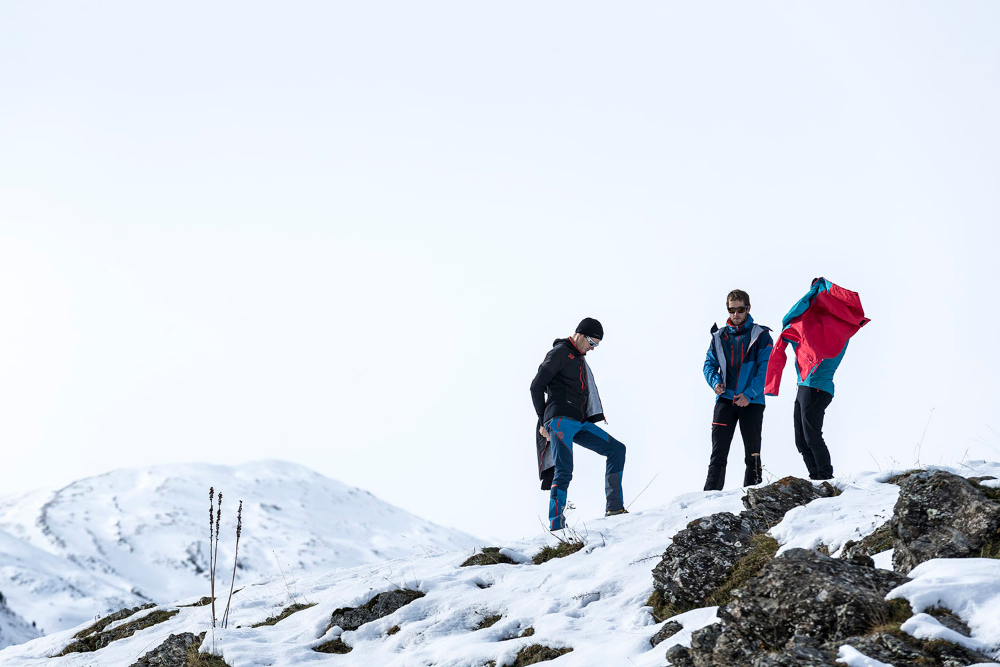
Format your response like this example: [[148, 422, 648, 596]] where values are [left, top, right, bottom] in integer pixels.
[[221, 500, 243, 628]]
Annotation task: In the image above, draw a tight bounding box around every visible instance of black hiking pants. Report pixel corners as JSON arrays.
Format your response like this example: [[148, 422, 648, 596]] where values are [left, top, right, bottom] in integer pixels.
[[794, 385, 834, 480], [704, 400, 764, 491]]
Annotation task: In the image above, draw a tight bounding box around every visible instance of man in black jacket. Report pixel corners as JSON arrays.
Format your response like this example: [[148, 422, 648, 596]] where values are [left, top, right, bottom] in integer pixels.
[[530, 318, 626, 531]]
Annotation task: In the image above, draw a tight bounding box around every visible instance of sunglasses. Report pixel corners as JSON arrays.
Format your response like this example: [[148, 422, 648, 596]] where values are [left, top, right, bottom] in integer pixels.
[[727, 306, 748, 314], [585, 335, 601, 348]]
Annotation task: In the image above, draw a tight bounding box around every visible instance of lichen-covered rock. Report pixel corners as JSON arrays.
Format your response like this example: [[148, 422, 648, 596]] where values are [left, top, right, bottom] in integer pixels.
[[891, 470, 1000, 573], [651, 512, 767, 610], [650, 620, 683, 647], [59, 609, 180, 655], [129, 632, 204, 667], [326, 589, 424, 633], [741, 477, 838, 527], [652, 477, 835, 611], [665, 644, 694, 666], [73, 603, 157, 639], [751, 634, 832, 667], [837, 631, 996, 667], [686, 549, 909, 667]]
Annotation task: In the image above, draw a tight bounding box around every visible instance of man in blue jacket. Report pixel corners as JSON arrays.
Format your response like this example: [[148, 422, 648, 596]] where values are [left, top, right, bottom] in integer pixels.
[[703, 290, 773, 490]]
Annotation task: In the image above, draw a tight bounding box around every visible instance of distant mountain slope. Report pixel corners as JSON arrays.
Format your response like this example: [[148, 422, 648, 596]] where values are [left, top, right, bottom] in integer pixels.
[[0, 590, 40, 650], [0, 460, 476, 639]]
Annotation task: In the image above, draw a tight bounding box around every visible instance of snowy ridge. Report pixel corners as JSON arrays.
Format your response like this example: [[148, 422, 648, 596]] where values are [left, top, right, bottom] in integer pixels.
[[0, 461, 476, 639], [2, 460, 999, 666]]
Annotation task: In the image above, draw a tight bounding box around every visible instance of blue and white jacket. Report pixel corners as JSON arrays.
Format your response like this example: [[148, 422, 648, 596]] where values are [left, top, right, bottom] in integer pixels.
[[703, 315, 773, 406]]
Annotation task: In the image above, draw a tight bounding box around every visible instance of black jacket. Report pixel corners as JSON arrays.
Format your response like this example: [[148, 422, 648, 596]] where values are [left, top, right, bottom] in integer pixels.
[[530, 338, 606, 489], [530, 338, 606, 425]]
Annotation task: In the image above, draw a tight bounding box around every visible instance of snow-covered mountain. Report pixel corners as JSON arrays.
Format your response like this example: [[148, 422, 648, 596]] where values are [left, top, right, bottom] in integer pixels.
[[3, 460, 999, 666], [0, 460, 476, 643]]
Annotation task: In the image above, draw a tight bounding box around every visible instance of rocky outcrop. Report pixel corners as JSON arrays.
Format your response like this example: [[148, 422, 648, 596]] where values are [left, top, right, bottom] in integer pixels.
[[128, 632, 207, 667], [59, 608, 179, 655], [741, 478, 838, 527], [325, 589, 424, 633], [651, 478, 836, 612], [681, 549, 997, 667], [650, 620, 682, 648], [891, 470, 1000, 573], [839, 630, 995, 667]]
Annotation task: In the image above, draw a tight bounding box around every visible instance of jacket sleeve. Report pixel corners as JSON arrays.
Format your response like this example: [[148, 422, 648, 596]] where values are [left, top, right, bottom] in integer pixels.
[[764, 334, 788, 396], [704, 340, 723, 390], [530, 347, 568, 419], [744, 331, 773, 400]]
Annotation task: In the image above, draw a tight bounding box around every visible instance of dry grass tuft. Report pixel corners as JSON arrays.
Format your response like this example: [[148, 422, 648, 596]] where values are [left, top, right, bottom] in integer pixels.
[[645, 589, 692, 624], [531, 541, 584, 565], [251, 603, 317, 628], [462, 547, 518, 567], [186, 641, 231, 666], [314, 638, 352, 654], [475, 614, 502, 631], [705, 534, 779, 607]]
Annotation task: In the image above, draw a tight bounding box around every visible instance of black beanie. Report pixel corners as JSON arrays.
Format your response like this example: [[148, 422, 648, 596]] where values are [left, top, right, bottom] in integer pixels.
[[575, 317, 604, 340]]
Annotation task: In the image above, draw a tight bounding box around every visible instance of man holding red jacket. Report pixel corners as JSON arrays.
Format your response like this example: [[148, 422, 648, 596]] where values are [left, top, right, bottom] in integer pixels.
[[765, 278, 870, 481]]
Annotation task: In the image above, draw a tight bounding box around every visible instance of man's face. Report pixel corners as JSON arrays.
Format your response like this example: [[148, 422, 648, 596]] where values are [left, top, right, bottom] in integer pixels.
[[582, 334, 601, 352], [728, 299, 749, 326]]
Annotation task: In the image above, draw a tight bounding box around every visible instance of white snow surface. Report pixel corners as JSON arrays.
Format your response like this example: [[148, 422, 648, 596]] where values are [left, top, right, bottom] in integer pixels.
[[837, 644, 893, 667], [1, 460, 999, 665], [0, 460, 477, 637], [889, 557, 1000, 658]]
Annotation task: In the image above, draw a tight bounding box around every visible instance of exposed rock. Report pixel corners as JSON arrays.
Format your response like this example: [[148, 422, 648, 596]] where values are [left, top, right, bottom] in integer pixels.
[[652, 477, 834, 612], [926, 606, 972, 638], [650, 620, 683, 647], [129, 632, 203, 667], [686, 549, 908, 667], [326, 589, 424, 633], [840, 521, 892, 560], [752, 634, 832, 667], [652, 512, 766, 611], [59, 609, 180, 655], [741, 477, 838, 527], [891, 470, 1000, 573], [839, 631, 996, 667], [968, 475, 998, 485], [665, 644, 695, 666], [509, 644, 572, 666], [73, 603, 157, 639]]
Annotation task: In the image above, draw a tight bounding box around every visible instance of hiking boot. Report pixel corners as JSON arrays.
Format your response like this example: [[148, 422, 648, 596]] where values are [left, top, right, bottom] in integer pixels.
[[605, 509, 628, 517]]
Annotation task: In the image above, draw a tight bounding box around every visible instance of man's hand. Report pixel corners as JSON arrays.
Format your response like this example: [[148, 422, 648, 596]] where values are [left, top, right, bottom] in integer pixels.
[[539, 424, 550, 440], [734, 393, 750, 407], [714, 384, 724, 396]]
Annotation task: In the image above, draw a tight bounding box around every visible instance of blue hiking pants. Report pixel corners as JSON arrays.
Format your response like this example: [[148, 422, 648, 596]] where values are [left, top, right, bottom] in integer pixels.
[[545, 417, 626, 530]]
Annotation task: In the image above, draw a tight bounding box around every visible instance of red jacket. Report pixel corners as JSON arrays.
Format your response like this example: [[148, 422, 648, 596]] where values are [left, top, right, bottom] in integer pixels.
[[765, 278, 870, 396]]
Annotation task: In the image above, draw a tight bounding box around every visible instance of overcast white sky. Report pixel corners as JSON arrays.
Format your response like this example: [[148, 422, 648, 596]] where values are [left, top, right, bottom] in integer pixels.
[[2, 2, 999, 541]]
